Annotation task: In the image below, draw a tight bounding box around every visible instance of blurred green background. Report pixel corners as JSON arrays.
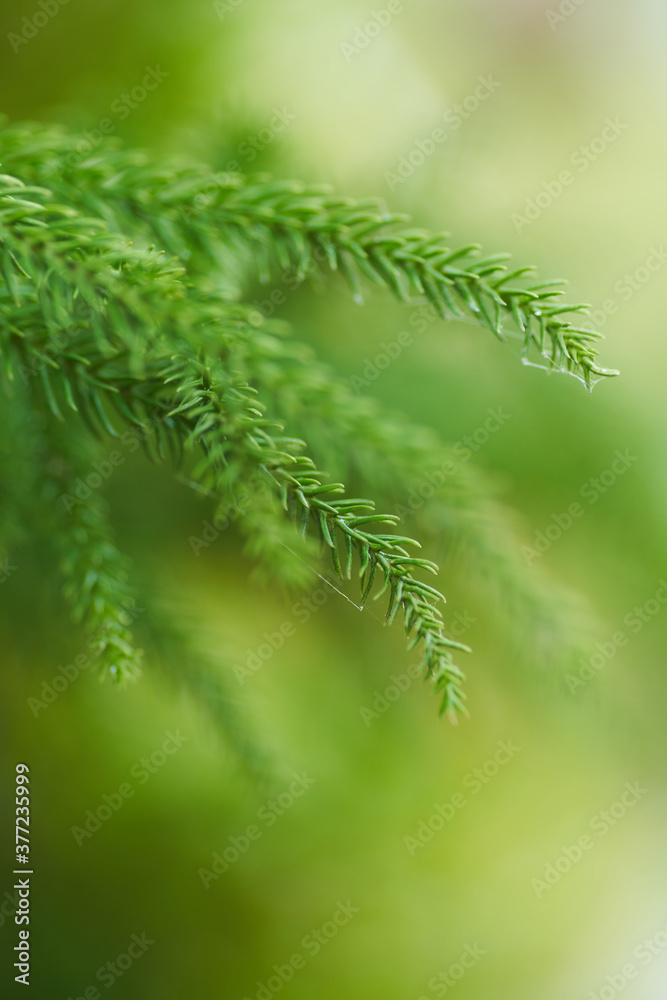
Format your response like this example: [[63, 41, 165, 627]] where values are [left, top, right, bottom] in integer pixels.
[[1, 0, 667, 997]]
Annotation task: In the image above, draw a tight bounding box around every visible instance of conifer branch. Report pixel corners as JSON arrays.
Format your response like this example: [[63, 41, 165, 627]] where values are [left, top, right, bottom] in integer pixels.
[[222, 318, 594, 660], [0, 201, 468, 716], [0, 120, 621, 725], [43, 340, 471, 718], [0, 121, 618, 386]]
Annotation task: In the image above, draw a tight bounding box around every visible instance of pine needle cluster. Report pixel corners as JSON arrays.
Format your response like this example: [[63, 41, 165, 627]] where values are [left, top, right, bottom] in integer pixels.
[[0, 120, 617, 749]]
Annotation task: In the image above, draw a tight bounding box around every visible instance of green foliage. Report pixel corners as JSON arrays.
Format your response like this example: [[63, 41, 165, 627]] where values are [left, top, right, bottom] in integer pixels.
[[0, 120, 617, 742]]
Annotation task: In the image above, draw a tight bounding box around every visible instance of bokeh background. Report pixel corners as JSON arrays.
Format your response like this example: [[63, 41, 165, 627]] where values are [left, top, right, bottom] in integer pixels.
[[1, 0, 667, 997]]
